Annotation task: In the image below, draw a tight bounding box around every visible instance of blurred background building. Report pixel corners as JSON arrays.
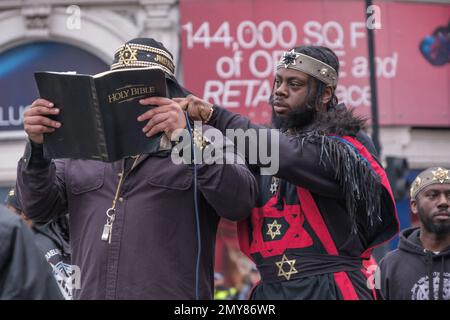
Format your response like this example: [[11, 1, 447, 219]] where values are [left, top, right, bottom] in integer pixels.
[[0, 0, 449, 291]]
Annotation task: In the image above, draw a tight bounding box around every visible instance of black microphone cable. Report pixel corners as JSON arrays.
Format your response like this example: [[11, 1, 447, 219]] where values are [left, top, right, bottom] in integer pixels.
[[184, 112, 202, 300]]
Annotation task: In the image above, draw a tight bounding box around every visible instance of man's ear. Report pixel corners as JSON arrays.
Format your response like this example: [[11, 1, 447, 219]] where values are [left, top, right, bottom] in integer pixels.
[[410, 199, 418, 215], [322, 86, 333, 105]]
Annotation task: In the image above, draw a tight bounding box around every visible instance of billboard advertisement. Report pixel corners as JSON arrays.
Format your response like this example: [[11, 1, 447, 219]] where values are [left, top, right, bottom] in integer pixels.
[[180, 0, 450, 126]]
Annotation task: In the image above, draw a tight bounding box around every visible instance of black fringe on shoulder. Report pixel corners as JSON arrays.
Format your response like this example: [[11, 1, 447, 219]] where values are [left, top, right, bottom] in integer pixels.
[[295, 106, 382, 234]]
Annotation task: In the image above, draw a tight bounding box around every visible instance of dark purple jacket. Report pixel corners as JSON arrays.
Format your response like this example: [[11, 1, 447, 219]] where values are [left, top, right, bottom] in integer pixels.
[[16, 132, 257, 299]]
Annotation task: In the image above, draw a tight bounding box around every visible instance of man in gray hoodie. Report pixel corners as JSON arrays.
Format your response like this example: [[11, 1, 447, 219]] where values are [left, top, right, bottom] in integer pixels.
[[380, 167, 450, 300]]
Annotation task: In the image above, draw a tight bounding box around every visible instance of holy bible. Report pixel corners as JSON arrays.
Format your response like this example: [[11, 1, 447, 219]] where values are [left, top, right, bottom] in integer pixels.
[[34, 68, 170, 162]]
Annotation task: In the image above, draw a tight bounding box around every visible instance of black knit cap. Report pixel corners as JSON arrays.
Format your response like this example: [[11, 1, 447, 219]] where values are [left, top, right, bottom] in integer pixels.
[[111, 37, 189, 98], [111, 38, 175, 75]]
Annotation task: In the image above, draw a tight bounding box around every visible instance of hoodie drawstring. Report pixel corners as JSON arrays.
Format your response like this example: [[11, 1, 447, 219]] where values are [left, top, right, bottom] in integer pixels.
[[438, 256, 444, 300], [426, 252, 435, 300], [427, 252, 446, 300]]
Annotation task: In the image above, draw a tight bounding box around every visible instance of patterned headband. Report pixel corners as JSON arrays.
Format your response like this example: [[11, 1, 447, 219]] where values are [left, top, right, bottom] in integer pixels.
[[277, 49, 338, 87], [410, 167, 450, 198], [111, 43, 175, 77]]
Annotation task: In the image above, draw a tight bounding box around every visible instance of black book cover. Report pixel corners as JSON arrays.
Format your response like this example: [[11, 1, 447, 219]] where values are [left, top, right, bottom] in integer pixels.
[[34, 68, 169, 162]]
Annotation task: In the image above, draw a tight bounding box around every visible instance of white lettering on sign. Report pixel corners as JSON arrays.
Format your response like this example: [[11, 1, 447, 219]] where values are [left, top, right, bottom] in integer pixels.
[[182, 19, 400, 115], [0, 105, 27, 127], [352, 52, 398, 78], [303, 21, 344, 48], [203, 80, 272, 108]]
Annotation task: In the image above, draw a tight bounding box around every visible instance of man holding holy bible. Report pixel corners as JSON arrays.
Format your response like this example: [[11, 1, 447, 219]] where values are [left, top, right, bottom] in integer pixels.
[[15, 38, 257, 299]]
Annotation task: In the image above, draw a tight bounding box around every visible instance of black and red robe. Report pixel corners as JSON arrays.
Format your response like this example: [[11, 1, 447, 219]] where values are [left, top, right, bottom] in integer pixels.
[[208, 104, 399, 300]]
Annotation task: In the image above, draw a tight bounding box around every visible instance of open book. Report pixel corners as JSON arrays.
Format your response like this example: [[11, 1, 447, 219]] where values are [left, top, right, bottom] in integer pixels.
[[34, 67, 170, 162]]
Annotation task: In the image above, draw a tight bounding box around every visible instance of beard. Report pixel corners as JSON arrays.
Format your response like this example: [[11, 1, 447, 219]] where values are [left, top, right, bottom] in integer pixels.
[[270, 100, 317, 131], [417, 205, 450, 236]]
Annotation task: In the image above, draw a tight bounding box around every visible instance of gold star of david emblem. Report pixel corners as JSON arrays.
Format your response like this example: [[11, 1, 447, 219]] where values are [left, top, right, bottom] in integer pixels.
[[118, 44, 138, 66], [432, 168, 449, 183], [266, 219, 282, 240], [276, 254, 298, 280]]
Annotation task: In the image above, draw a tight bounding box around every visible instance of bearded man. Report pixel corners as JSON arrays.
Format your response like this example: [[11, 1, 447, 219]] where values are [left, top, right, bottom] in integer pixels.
[[380, 167, 450, 300], [147, 45, 399, 300]]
